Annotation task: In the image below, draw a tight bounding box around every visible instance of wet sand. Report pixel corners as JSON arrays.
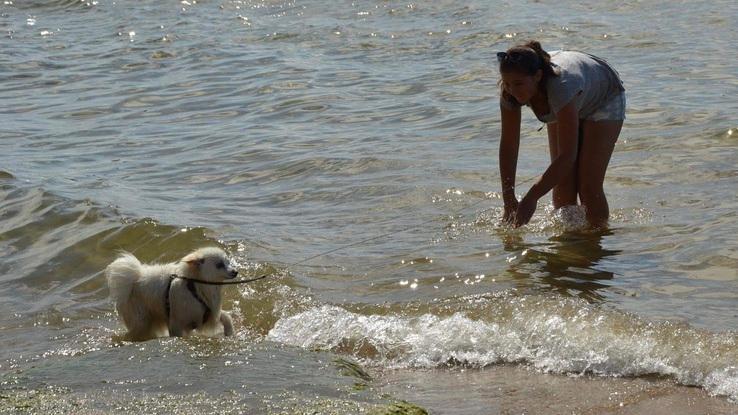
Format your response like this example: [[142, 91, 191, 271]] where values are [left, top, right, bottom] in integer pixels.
[[2, 359, 735, 414], [378, 365, 737, 415]]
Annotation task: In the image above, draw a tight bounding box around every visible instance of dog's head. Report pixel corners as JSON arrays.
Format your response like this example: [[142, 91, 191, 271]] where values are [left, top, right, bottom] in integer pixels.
[[181, 247, 238, 282]]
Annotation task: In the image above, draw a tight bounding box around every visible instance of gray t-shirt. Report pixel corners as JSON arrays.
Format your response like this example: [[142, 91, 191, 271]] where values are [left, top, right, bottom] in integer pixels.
[[501, 51, 625, 123]]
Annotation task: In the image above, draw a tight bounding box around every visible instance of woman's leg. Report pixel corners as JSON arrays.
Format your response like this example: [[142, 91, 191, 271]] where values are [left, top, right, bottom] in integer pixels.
[[577, 119, 622, 227], [547, 122, 578, 208]]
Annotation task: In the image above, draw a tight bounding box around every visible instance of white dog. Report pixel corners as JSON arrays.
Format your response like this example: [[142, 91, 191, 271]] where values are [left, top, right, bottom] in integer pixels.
[[106, 247, 237, 341]]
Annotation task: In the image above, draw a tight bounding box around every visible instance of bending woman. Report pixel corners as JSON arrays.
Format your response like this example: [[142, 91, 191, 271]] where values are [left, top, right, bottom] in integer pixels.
[[498, 41, 625, 228]]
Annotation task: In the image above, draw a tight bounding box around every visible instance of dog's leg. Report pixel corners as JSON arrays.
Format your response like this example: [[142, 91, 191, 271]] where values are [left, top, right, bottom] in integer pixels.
[[118, 302, 159, 341], [220, 311, 233, 336], [169, 316, 199, 337], [168, 320, 184, 337], [169, 326, 184, 337]]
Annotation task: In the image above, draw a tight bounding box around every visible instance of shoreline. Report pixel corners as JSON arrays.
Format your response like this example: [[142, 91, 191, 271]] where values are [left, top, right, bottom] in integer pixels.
[[378, 365, 736, 415]]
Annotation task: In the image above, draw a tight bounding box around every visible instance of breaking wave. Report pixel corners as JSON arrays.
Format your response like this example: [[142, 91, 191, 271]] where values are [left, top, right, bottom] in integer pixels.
[[268, 292, 738, 401]]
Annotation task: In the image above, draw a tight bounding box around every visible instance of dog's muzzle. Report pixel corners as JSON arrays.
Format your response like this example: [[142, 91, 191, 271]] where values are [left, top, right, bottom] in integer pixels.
[[227, 270, 238, 279]]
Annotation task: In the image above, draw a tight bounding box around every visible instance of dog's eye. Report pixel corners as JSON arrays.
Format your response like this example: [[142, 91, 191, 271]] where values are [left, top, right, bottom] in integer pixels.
[[216, 261, 225, 269]]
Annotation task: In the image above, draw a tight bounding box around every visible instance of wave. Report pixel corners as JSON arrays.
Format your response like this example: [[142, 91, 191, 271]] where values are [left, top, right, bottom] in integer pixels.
[[268, 292, 738, 401], [0, 181, 247, 320], [6, 0, 97, 11]]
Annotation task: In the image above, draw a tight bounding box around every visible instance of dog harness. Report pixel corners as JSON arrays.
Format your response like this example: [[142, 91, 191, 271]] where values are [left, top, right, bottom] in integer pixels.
[[165, 275, 212, 327]]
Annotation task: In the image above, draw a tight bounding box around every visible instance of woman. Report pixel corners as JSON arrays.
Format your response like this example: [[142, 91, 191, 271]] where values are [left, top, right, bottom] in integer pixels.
[[498, 41, 625, 228]]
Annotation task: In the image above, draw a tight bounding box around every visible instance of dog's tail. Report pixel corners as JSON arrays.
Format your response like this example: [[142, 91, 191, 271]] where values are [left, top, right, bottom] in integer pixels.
[[105, 252, 142, 306]]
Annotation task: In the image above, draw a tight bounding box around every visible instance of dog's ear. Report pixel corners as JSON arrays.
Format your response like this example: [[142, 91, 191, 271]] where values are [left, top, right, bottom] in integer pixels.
[[182, 252, 205, 272]]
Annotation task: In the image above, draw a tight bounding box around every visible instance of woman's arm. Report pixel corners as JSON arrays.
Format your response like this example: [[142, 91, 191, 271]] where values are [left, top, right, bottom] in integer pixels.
[[499, 103, 521, 222], [514, 101, 579, 226]]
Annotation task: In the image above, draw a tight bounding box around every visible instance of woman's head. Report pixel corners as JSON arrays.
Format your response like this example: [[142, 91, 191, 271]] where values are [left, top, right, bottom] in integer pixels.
[[498, 41, 557, 106]]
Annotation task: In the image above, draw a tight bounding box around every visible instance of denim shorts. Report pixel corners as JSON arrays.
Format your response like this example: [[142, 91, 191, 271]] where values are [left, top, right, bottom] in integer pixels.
[[586, 92, 626, 122]]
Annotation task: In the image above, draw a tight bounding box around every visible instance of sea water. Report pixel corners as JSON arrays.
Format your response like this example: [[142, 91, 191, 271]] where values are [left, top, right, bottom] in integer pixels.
[[1, 0, 737, 413]]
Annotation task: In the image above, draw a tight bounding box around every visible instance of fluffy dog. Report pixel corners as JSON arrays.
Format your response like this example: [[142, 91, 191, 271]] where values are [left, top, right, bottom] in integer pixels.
[[106, 247, 237, 341]]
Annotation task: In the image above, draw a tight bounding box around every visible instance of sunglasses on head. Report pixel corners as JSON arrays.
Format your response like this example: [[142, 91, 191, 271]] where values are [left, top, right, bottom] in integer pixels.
[[496, 51, 524, 63]]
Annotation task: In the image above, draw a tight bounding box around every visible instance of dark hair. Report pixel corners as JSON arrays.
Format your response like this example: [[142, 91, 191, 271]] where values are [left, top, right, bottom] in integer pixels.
[[498, 40, 558, 107]]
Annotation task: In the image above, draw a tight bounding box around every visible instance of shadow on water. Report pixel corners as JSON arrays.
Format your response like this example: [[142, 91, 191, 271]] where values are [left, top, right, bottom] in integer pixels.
[[498, 229, 621, 302]]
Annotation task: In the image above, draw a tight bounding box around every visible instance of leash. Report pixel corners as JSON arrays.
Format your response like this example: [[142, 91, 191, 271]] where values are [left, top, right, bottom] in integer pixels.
[[174, 177, 538, 286], [168, 274, 269, 285], [286, 182, 537, 269]]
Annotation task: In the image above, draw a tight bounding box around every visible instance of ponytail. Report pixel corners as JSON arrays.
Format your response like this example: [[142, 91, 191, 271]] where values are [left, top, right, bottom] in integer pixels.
[[523, 41, 557, 80]]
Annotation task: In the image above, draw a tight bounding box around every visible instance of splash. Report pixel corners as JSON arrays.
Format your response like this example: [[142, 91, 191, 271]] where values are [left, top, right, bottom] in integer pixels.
[[268, 292, 738, 401]]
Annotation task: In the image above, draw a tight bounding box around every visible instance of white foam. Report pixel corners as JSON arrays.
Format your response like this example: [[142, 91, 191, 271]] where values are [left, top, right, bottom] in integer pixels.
[[704, 367, 738, 402], [268, 294, 738, 401]]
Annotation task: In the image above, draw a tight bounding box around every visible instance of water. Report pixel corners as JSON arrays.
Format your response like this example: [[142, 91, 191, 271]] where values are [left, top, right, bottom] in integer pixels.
[[1, 0, 737, 413]]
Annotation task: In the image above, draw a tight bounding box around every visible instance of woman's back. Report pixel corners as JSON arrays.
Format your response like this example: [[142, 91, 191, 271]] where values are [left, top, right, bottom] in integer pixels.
[[540, 51, 625, 122]]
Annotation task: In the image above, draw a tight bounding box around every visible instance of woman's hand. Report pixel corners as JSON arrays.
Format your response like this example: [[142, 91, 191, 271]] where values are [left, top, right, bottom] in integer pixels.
[[502, 197, 519, 224], [514, 194, 538, 227]]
